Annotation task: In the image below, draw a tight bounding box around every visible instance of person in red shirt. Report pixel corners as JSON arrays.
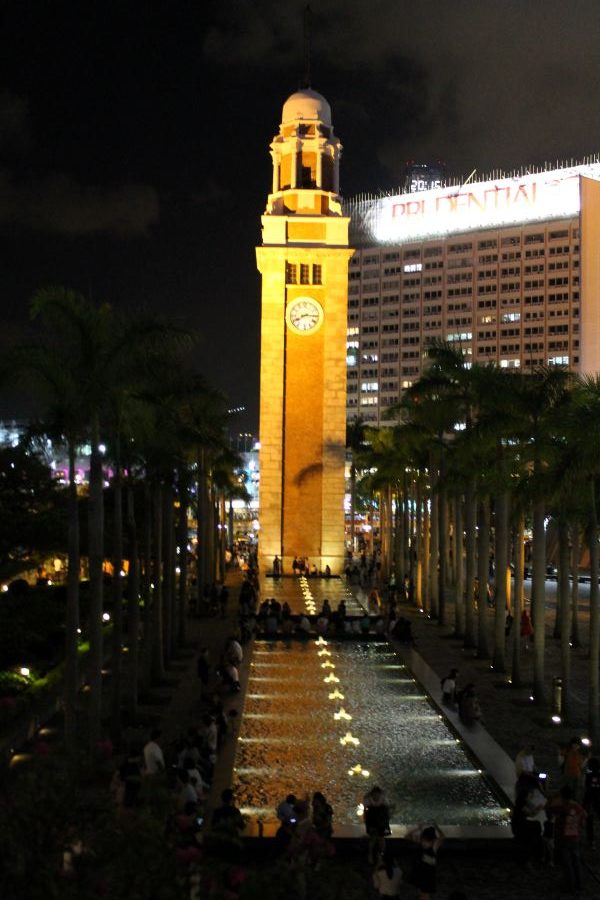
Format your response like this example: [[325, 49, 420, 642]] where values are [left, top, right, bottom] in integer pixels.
[[551, 786, 587, 896]]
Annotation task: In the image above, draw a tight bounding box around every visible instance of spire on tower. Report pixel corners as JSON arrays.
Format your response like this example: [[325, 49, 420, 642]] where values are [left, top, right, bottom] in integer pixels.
[[302, 5, 312, 89]]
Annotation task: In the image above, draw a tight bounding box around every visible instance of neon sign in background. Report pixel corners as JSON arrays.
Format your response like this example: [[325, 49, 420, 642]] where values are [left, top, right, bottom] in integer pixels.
[[355, 163, 600, 244]]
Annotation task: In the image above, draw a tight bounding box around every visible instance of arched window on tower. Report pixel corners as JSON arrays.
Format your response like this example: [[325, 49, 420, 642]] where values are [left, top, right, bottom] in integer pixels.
[[322, 155, 334, 192], [300, 151, 317, 188]]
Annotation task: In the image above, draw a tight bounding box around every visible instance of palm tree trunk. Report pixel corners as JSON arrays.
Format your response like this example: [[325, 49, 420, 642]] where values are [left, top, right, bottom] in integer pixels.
[[429, 477, 439, 619], [88, 421, 104, 751], [163, 483, 175, 662], [394, 488, 403, 583], [493, 492, 509, 672], [438, 473, 448, 626], [511, 512, 525, 687], [532, 499, 547, 705], [64, 438, 80, 755], [381, 486, 393, 580], [403, 471, 411, 582], [151, 481, 165, 681], [558, 519, 571, 723], [570, 526, 581, 647], [350, 463, 356, 555], [140, 481, 153, 690], [588, 481, 600, 744], [110, 454, 124, 743], [126, 483, 140, 723], [454, 495, 464, 637], [177, 466, 189, 646], [218, 494, 227, 582], [415, 479, 423, 608], [477, 498, 491, 658], [197, 446, 210, 596], [464, 477, 477, 648], [422, 490, 430, 614], [552, 516, 571, 640]]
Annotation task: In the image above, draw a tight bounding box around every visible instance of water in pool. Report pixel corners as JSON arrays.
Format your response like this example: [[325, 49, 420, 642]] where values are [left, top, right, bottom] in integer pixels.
[[233, 639, 509, 831]]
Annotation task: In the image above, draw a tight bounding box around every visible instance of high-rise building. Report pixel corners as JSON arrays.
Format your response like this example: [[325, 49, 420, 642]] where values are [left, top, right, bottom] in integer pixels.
[[344, 161, 600, 424], [256, 88, 353, 575]]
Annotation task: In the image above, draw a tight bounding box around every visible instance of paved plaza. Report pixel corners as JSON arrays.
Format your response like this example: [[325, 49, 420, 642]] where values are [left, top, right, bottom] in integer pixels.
[[122, 567, 600, 898]]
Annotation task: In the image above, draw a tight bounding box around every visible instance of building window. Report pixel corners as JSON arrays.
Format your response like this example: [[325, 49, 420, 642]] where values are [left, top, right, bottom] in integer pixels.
[[286, 262, 297, 284], [312, 264, 322, 284], [300, 264, 310, 284]]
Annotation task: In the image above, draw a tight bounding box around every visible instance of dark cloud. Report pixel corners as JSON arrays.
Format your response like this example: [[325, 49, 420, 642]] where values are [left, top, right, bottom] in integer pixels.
[[190, 178, 234, 212], [0, 90, 30, 155], [203, 0, 600, 178], [0, 171, 159, 237]]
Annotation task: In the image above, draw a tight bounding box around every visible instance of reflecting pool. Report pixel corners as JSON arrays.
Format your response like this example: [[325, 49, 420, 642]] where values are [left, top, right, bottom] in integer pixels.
[[233, 640, 509, 833], [261, 575, 368, 616]]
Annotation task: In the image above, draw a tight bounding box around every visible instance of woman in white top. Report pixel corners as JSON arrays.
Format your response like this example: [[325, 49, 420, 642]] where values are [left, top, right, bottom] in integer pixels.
[[373, 850, 403, 897]]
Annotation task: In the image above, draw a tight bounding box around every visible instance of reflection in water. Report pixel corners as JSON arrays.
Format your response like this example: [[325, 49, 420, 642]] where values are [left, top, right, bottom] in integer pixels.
[[233, 640, 509, 830]]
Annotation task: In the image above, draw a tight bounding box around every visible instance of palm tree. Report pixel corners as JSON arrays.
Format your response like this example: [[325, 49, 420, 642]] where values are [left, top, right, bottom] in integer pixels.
[[511, 366, 571, 705], [567, 375, 600, 741], [12, 299, 87, 754], [346, 416, 368, 556]]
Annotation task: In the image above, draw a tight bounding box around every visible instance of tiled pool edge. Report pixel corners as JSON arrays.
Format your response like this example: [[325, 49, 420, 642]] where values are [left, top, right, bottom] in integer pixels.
[[394, 641, 515, 840]]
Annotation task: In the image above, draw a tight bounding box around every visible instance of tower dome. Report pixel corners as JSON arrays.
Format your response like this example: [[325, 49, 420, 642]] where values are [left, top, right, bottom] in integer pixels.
[[282, 88, 332, 126]]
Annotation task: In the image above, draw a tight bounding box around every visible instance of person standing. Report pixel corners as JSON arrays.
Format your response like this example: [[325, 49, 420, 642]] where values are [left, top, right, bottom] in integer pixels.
[[219, 583, 229, 619], [520, 609, 533, 650], [560, 737, 588, 800], [363, 785, 390, 864], [143, 729, 165, 775], [551, 786, 587, 896], [273, 555, 281, 576], [373, 849, 403, 898], [515, 744, 537, 779], [408, 825, 444, 900], [441, 669, 459, 706], [584, 756, 600, 847], [211, 788, 245, 837], [197, 647, 210, 698]]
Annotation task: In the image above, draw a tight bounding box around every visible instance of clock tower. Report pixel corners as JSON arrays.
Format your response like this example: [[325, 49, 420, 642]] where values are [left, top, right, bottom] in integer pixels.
[[257, 88, 353, 576]]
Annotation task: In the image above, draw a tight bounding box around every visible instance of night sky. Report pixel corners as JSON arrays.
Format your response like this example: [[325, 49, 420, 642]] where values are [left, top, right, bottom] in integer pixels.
[[1, 1, 599, 433]]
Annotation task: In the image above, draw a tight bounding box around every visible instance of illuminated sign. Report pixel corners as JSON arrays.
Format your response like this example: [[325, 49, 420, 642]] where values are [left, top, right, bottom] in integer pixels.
[[354, 163, 600, 244]]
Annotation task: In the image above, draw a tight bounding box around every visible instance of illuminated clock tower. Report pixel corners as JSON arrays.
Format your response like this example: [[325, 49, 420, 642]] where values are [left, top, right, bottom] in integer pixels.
[[257, 88, 353, 576]]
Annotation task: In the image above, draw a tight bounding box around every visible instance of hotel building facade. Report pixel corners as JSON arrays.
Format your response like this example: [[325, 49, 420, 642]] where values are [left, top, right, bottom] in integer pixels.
[[344, 160, 600, 424]]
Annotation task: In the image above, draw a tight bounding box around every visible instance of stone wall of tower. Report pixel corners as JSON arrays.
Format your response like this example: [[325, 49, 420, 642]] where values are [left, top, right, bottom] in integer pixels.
[[257, 90, 353, 577]]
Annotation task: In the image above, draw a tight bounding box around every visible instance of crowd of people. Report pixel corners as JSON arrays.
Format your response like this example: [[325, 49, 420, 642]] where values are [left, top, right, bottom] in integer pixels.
[[511, 736, 599, 895], [100, 559, 598, 899]]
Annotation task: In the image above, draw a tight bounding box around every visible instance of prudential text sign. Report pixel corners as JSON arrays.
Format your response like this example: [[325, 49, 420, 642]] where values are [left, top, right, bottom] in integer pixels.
[[361, 163, 600, 244]]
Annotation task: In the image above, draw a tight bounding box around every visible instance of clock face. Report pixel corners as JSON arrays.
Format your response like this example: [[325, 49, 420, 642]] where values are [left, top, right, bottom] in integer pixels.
[[286, 297, 324, 335]]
